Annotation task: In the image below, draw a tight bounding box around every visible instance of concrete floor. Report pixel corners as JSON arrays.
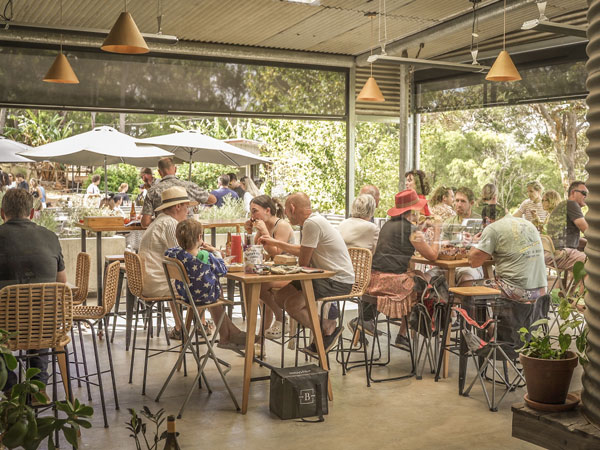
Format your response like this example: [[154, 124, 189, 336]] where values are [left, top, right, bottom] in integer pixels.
[[68, 309, 579, 450]]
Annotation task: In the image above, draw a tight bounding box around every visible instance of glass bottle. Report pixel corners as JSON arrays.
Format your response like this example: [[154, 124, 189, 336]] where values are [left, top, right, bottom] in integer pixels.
[[225, 231, 232, 257], [129, 202, 136, 220], [162, 416, 181, 450]]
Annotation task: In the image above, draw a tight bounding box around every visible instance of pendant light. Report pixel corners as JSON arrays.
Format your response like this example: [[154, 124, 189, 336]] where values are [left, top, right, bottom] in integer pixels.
[[43, 0, 79, 84], [486, 0, 521, 82], [101, 0, 149, 54], [357, 12, 385, 102]]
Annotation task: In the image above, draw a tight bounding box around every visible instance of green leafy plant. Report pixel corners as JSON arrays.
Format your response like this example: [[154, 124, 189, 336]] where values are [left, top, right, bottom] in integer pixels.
[[197, 195, 246, 221], [86, 164, 141, 196], [0, 329, 93, 449], [518, 261, 588, 364], [126, 406, 173, 450]]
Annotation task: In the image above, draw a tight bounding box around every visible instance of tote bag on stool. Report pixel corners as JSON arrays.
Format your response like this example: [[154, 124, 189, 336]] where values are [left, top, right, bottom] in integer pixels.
[[269, 365, 328, 421]]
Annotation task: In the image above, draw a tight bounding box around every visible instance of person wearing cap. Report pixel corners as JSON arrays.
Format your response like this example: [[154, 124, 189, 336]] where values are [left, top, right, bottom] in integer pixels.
[[141, 158, 216, 228], [138, 186, 199, 339], [358, 189, 441, 349]]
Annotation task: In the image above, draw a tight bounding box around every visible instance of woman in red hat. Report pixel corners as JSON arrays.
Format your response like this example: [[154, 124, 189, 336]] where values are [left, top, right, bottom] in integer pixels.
[[350, 189, 441, 350]]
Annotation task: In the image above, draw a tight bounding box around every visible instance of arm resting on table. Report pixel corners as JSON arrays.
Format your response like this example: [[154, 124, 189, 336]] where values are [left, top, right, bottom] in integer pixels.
[[468, 247, 491, 268]]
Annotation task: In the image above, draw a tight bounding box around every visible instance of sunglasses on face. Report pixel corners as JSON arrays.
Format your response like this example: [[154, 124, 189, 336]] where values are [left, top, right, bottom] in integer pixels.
[[574, 189, 588, 197]]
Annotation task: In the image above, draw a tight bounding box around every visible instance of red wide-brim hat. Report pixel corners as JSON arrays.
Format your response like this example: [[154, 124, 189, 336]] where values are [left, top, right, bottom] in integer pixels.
[[387, 189, 428, 217]]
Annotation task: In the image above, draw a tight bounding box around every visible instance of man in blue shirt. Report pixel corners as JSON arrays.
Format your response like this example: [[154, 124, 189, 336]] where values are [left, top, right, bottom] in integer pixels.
[[210, 174, 239, 207]]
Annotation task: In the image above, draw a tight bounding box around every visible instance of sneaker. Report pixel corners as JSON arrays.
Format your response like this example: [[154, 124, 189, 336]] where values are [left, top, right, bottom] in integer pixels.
[[265, 320, 286, 340], [348, 317, 383, 337], [168, 327, 182, 341], [393, 333, 411, 351], [305, 326, 345, 355]]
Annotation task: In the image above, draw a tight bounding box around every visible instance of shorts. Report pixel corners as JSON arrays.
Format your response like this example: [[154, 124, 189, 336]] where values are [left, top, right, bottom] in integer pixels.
[[544, 248, 586, 270], [455, 266, 484, 285], [290, 278, 352, 320]]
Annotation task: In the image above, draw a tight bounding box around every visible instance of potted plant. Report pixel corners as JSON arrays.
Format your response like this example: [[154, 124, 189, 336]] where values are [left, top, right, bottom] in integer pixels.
[[0, 329, 94, 449], [517, 261, 588, 407]]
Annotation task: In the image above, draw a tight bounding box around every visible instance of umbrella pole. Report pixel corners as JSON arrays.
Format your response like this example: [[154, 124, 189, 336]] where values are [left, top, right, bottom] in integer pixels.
[[104, 156, 108, 198], [188, 151, 192, 181]]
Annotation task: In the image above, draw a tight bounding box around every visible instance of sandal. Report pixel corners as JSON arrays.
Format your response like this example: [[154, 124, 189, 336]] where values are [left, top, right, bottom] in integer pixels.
[[265, 320, 286, 340], [168, 327, 182, 341], [201, 319, 215, 336]]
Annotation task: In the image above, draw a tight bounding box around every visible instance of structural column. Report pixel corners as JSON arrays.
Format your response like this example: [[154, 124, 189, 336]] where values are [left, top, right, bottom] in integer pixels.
[[582, 0, 600, 425], [345, 66, 357, 217]]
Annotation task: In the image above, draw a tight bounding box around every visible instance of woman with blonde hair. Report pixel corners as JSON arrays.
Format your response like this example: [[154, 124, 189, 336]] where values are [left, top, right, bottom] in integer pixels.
[[479, 183, 506, 225], [29, 178, 46, 209], [429, 185, 455, 221], [514, 180, 547, 224], [240, 176, 261, 213]]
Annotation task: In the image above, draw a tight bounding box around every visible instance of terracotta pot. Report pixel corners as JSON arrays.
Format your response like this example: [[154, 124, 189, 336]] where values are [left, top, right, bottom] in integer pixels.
[[520, 351, 578, 404]]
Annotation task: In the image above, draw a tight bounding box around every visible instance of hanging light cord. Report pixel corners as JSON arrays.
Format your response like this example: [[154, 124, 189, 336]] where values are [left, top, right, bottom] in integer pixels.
[[471, 1, 478, 52], [0, 0, 13, 21], [59, 0, 63, 53], [378, 0, 387, 53], [369, 14, 374, 78], [502, 0, 506, 50]]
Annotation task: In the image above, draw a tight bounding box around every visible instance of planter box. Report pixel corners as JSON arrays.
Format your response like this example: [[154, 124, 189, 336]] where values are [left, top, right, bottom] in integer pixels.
[[59, 236, 126, 294]]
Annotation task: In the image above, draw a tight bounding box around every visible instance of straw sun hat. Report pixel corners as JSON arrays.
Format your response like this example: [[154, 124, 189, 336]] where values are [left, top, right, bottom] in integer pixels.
[[155, 186, 198, 212]]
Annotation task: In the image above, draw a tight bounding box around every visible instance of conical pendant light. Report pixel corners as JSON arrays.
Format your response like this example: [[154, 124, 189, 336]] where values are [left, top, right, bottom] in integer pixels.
[[43, 0, 79, 84], [101, 1, 149, 54], [486, 0, 521, 82], [44, 53, 79, 84], [357, 12, 385, 102]]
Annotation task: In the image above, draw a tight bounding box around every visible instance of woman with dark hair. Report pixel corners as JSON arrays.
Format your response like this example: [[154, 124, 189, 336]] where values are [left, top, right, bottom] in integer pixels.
[[405, 169, 431, 216], [244, 195, 296, 341]]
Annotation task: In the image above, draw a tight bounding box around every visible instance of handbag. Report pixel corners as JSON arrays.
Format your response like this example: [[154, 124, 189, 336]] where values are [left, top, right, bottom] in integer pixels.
[[269, 364, 328, 421]]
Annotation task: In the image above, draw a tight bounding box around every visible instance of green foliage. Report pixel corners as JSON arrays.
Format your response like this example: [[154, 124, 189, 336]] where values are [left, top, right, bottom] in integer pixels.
[[0, 329, 93, 449], [518, 262, 588, 364], [4, 110, 73, 146], [126, 406, 172, 450], [197, 196, 246, 221], [86, 164, 141, 196]]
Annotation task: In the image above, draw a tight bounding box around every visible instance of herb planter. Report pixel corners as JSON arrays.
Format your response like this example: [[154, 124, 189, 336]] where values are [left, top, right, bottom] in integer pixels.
[[520, 351, 578, 405]]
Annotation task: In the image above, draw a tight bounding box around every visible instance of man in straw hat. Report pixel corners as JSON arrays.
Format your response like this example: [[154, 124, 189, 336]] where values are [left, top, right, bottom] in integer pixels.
[[139, 186, 198, 339]]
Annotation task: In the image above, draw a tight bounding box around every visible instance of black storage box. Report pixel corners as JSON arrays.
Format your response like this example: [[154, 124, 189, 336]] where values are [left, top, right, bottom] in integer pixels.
[[269, 364, 328, 420]]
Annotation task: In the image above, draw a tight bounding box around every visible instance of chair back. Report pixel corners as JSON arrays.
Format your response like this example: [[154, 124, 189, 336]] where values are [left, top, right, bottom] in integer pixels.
[[124, 251, 144, 298], [73, 252, 91, 305], [162, 257, 192, 302], [540, 234, 556, 255], [102, 261, 122, 315], [348, 247, 373, 297], [0, 283, 73, 351]]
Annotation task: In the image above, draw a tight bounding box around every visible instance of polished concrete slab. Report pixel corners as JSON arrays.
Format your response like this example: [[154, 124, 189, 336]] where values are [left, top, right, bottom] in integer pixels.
[[71, 311, 573, 449]]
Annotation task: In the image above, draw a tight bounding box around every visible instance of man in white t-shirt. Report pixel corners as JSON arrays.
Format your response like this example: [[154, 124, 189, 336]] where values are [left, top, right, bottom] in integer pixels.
[[259, 192, 355, 353]]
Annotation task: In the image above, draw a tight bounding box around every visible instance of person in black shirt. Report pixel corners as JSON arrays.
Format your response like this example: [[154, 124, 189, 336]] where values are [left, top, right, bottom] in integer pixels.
[[15, 174, 28, 191], [0, 188, 66, 390], [227, 172, 246, 198]]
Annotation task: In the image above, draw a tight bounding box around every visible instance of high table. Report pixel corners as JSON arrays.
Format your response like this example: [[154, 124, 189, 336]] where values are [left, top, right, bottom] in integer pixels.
[[76, 222, 144, 348], [409, 255, 495, 378], [225, 270, 336, 414]]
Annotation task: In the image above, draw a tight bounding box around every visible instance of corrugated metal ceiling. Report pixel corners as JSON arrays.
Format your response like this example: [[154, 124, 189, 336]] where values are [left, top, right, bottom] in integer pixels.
[[2, 0, 587, 61]]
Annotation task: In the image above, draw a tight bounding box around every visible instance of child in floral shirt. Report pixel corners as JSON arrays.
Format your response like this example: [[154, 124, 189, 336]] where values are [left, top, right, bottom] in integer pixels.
[[165, 219, 246, 350]]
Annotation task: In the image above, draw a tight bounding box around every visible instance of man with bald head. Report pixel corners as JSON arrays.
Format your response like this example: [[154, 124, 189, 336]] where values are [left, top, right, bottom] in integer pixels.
[[360, 184, 380, 208], [259, 192, 355, 354]]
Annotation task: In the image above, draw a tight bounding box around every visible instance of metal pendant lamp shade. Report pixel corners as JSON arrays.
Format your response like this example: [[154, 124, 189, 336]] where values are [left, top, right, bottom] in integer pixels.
[[357, 76, 385, 102], [43, 52, 79, 84], [101, 11, 149, 54], [485, 50, 521, 82]]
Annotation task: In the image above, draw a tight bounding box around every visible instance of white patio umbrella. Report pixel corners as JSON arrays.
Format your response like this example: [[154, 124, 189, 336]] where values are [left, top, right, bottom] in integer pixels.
[[137, 130, 271, 179], [0, 137, 34, 163], [18, 126, 174, 196]]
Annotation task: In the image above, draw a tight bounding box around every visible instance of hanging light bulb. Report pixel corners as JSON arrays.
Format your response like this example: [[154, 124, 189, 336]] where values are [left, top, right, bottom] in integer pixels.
[[486, 0, 521, 82], [102, 0, 149, 54], [357, 12, 385, 102], [44, 0, 79, 84]]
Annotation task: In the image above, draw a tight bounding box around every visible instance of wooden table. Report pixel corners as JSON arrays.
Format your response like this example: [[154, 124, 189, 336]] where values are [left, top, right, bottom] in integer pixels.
[[410, 256, 495, 378], [76, 223, 145, 348], [409, 256, 494, 287], [225, 270, 336, 414], [197, 218, 247, 247]]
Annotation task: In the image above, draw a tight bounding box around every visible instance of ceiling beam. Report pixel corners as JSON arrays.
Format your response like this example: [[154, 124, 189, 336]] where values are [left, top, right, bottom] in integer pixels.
[[355, 0, 537, 66], [521, 19, 588, 38]]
